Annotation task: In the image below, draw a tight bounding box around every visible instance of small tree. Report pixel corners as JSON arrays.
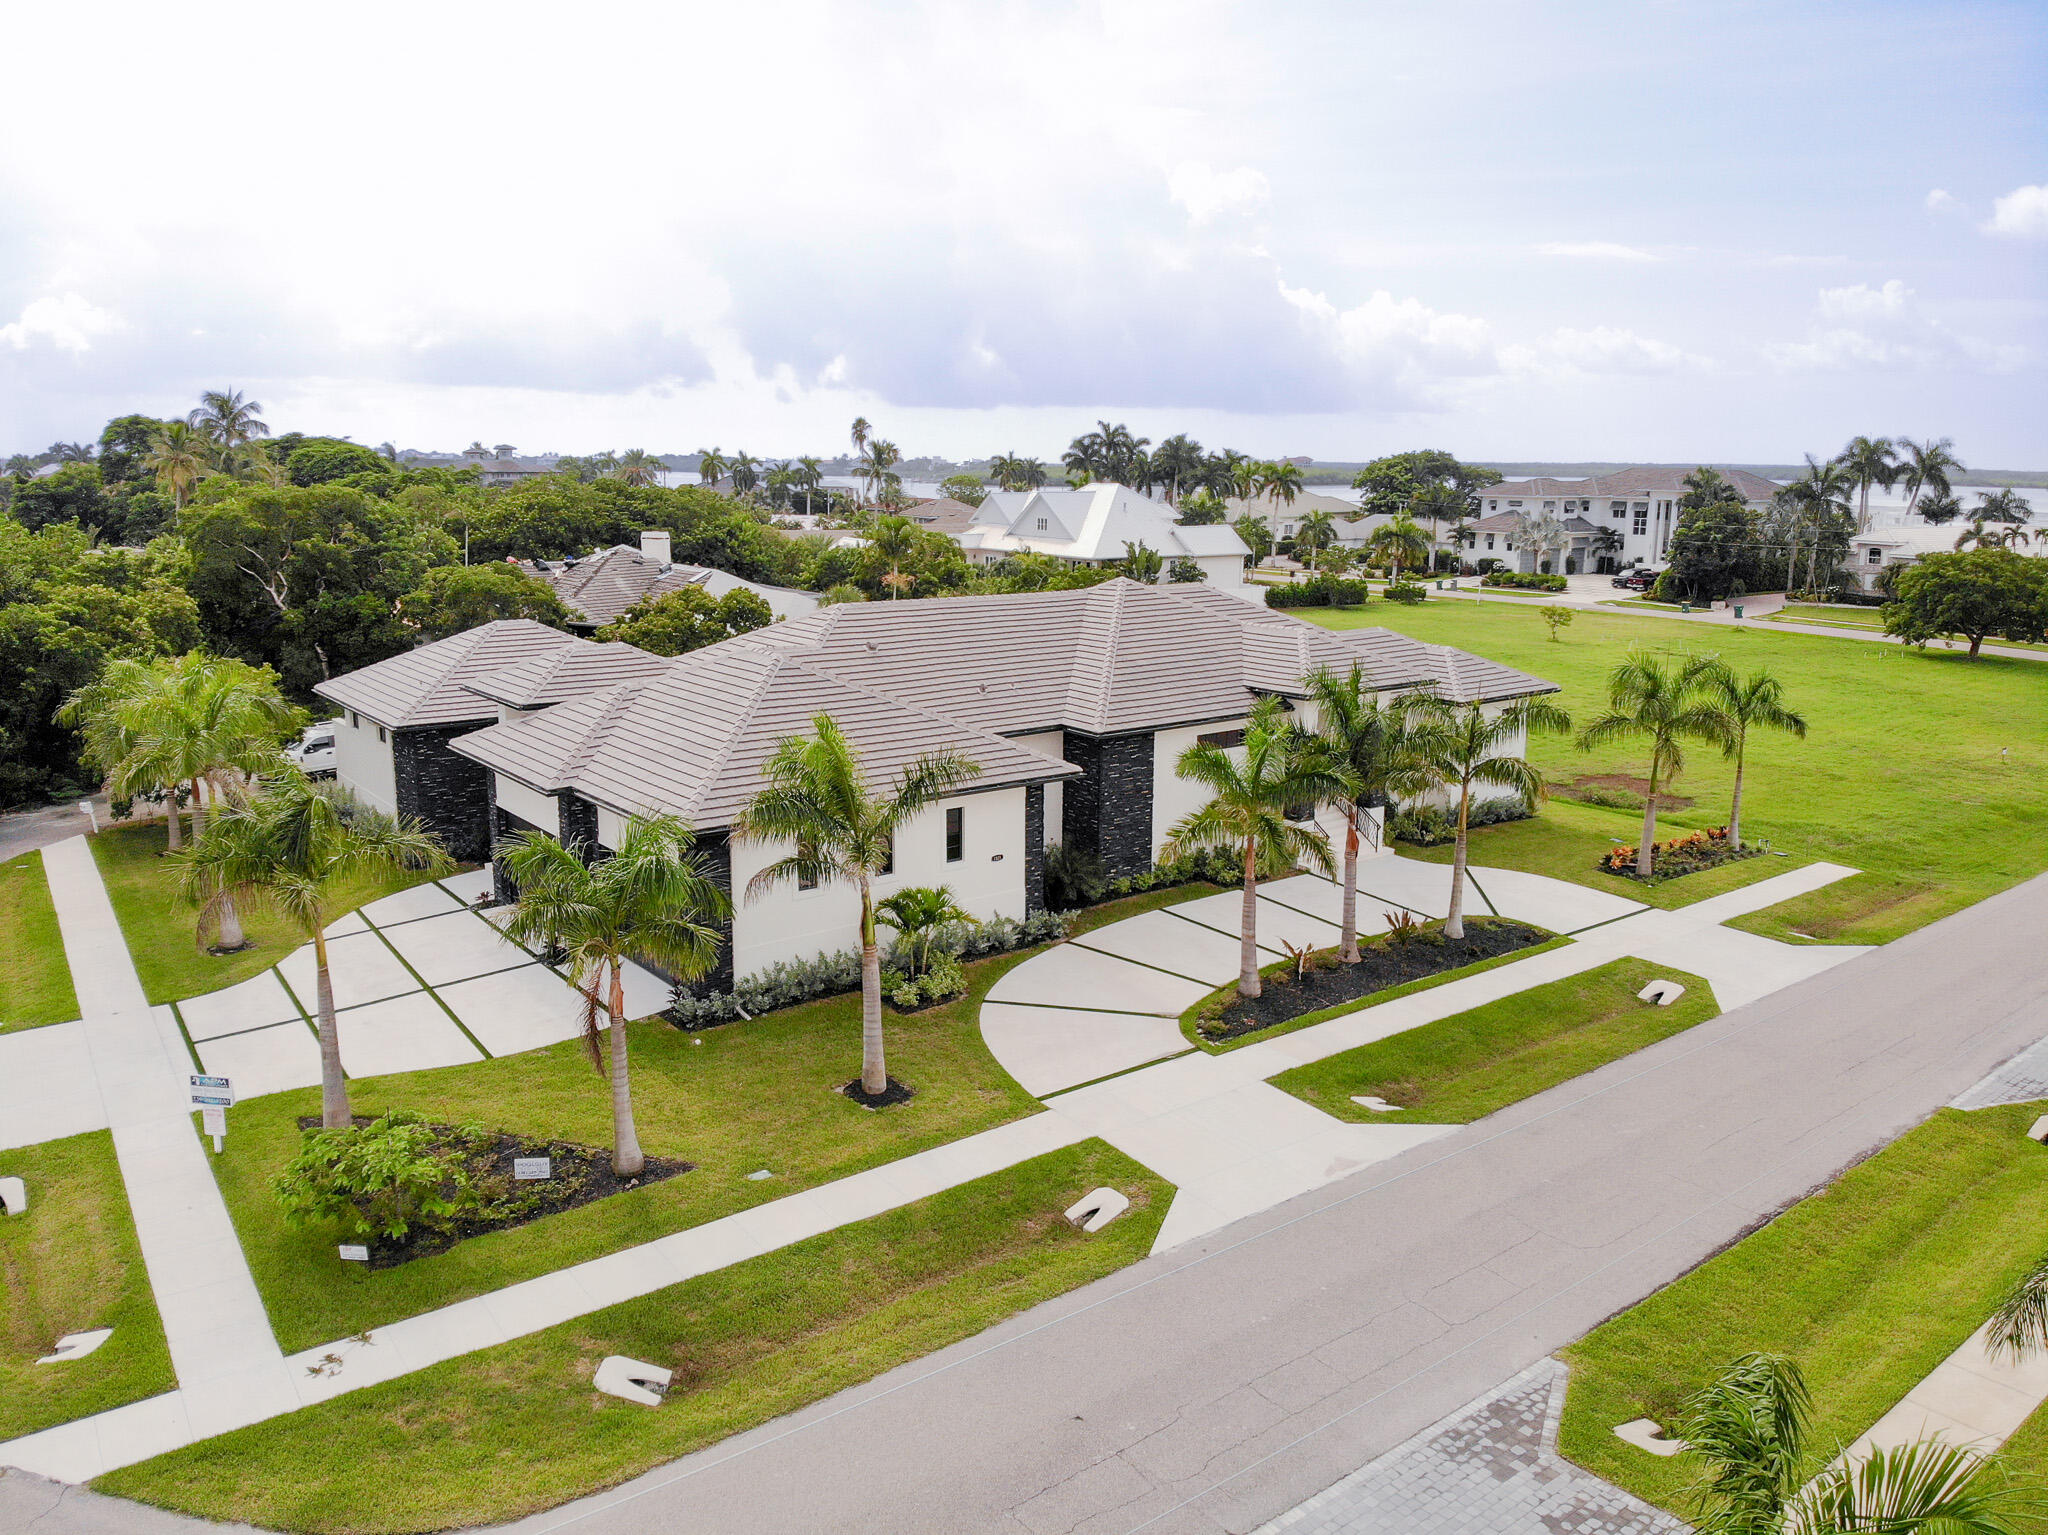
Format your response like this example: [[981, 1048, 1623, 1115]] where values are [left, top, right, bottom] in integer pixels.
[[876, 885, 972, 976], [1883, 548, 2048, 658], [1576, 651, 1731, 878], [401, 562, 569, 639], [1121, 541, 1164, 583], [1166, 556, 1208, 583], [499, 815, 727, 1176], [1539, 605, 1574, 642], [595, 586, 772, 656], [1163, 696, 1346, 999], [1298, 667, 1426, 964], [1368, 513, 1431, 585], [735, 715, 978, 1097], [1695, 661, 1807, 847]]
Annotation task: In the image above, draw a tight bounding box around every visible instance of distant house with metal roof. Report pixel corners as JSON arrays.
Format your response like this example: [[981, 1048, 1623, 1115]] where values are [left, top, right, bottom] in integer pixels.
[[518, 532, 821, 630], [317, 581, 1555, 992], [952, 483, 1258, 599]]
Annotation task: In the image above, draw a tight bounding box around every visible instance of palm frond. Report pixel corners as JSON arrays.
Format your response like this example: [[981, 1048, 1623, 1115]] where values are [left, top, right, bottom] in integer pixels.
[[1989, 1250, 2048, 1363], [1793, 1439, 2037, 1534]]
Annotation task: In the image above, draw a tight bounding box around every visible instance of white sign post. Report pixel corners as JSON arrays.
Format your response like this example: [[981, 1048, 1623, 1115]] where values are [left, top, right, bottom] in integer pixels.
[[189, 1074, 234, 1152], [78, 799, 99, 834]]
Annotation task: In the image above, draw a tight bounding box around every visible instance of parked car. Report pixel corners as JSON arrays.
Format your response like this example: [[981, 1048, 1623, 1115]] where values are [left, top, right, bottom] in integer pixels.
[[1610, 568, 1659, 591], [284, 722, 337, 779]]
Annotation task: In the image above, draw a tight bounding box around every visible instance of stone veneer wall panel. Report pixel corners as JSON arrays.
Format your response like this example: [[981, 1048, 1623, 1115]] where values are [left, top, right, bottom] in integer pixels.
[[1060, 731, 1154, 880], [1024, 784, 1046, 913], [393, 722, 494, 863]]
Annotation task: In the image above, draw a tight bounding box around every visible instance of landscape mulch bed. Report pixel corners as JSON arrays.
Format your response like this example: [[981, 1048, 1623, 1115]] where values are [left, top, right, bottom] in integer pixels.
[[1197, 919, 1551, 1041], [295, 1116, 691, 1268], [1599, 842, 1763, 885]]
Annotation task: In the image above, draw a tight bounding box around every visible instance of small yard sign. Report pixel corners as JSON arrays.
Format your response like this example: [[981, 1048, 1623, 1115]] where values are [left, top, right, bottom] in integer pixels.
[[338, 1245, 370, 1262], [512, 1157, 552, 1181], [188, 1074, 234, 1108]]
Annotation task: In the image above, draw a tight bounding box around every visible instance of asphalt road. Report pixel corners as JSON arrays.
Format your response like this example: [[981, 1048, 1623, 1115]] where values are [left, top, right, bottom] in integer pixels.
[[0, 798, 109, 862], [7, 874, 2048, 1535]]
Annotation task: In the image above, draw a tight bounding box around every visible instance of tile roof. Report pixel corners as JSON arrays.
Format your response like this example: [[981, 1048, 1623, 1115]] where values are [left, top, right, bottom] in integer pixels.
[[312, 620, 577, 729], [462, 641, 672, 710], [1482, 467, 1783, 505]]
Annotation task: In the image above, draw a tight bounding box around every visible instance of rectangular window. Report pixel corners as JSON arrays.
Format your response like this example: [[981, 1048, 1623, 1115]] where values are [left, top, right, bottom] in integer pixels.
[[797, 865, 818, 891], [945, 807, 964, 863], [1035, 518, 1048, 530], [349, 711, 358, 728], [1867, 547, 1882, 564], [377, 725, 387, 743], [1631, 503, 1648, 536], [1610, 501, 1627, 518], [1485, 534, 1495, 550], [1197, 727, 1246, 749]]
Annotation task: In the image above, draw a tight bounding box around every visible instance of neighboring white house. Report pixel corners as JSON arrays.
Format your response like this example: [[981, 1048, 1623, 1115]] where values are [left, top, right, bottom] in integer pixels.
[[1845, 521, 2044, 591], [1470, 466, 1780, 574], [518, 532, 820, 630], [316, 583, 1556, 995], [952, 483, 1259, 600]]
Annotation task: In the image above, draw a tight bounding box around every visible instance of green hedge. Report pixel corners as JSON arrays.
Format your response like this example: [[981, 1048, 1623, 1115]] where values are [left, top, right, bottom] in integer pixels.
[[1481, 571, 1568, 591], [1268, 576, 1373, 608]]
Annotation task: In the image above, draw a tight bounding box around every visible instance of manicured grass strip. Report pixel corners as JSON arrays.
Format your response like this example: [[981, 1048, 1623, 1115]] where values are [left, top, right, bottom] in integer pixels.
[[213, 885, 1210, 1354], [1179, 925, 1573, 1053], [99, 1139, 1169, 1535], [0, 849, 78, 1032], [0, 1129, 175, 1441], [1557, 1101, 2048, 1519], [1302, 599, 2048, 936], [89, 821, 451, 1005], [1726, 870, 1952, 947], [1270, 958, 1717, 1125]]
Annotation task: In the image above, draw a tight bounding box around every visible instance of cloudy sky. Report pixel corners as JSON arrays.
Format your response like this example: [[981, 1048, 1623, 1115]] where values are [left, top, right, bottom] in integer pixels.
[[2, 0, 2042, 466]]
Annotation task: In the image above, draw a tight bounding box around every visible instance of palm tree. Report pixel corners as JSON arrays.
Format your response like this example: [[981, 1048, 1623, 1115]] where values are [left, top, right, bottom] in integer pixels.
[[143, 421, 214, 510], [868, 514, 919, 596], [1370, 512, 1432, 584], [875, 885, 972, 976], [735, 715, 978, 1097], [498, 816, 727, 1176], [51, 441, 96, 463], [1972, 488, 2032, 527], [1914, 490, 1964, 526], [1577, 651, 1731, 878], [1899, 437, 1965, 519], [614, 448, 663, 486], [859, 440, 901, 506], [1696, 662, 1806, 847], [1163, 696, 1345, 999], [1120, 541, 1164, 583], [850, 417, 872, 458], [188, 389, 268, 449], [1295, 509, 1339, 565], [1400, 694, 1571, 938], [1150, 434, 1205, 504], [1677, 1352, 2031, 1534], [727, 451, 761, 497], [1835, 436, 1900, 532], [1782, 457, 1856, 591], [1233, 511, 1274, 567], [1299, 667, 1425, 963], [1259, 460, 1305, 542], [181, 776, 451, 1128], [696, 447, 727, 486]]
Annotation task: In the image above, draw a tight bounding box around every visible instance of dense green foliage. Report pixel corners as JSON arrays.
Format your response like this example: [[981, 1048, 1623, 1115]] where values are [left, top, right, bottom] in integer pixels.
[[399, 561, 570, 639], [594, 584, 772, 654], [1883, 547, 2048, 657]]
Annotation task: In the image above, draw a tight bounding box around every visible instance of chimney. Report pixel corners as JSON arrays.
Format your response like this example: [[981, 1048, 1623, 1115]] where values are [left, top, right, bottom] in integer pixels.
[[639, 530, 672, 565]]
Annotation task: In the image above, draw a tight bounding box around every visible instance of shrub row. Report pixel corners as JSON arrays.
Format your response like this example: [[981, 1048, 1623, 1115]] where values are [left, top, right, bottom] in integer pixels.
[[1267, 576, 1373, 609], [1480, 571, 1568, 591], [1388, 797, 1533, 847]]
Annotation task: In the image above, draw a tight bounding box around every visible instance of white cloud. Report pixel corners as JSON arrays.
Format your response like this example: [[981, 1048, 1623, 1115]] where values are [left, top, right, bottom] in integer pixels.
[[1924, 188, 1964, 215], [0, 292, 120, 353], [1533, 241, 1658, 261], [1167, 161, 1271, 225], [1541, 325, 1703, 374], [1278, 281, 1498, 407], [1984, 184, 2048, 239], [1766, 278, 2023, 371]]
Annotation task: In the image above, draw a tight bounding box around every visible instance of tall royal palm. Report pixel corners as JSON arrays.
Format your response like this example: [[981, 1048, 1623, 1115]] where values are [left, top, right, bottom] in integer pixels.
[[859, 439, 901, 506], [1679, 1352, 2029, 1535], [143, 421, 214, 510], [1697, 662, 1807, 847], [499, 816, 727, 1176], [1164, 696, 1345, 999], [1401, 694, 1571, 938], [1260, 461, 1304, 542], [1782, 456, 1855, 591], [736, 716, 978, 1097], [181, 776, 451, 1128], [1836, 435, 1899, 532], [1295, 508, 1339, 566], [696, 447, 727, 486], [1300, 667, 1425, 963], [188, 389, 268, 454], [1899, 437, 1965, 521], [1577, 651, 1731, 878], [849, 417, 872, 458]]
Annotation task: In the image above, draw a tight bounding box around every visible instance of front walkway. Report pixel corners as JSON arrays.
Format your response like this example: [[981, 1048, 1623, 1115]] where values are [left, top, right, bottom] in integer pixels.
[[985, 854, 1869, 1254]]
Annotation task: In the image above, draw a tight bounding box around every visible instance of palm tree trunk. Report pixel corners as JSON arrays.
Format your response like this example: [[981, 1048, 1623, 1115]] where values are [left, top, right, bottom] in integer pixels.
[[163, 786, 182, 851], [313, 927, 351, 1129], [1237, 841, 1262, 999], [608, 960, 645, 1177], [1339, 808, 1361, 964], [859, 879, 887, 1095], [216, 899, 246, 951], [189, 776, 207, 840], [1637, 759, 1661, 879], [1728, 738, 1747, 848], [1446, 781, 1472, 941]]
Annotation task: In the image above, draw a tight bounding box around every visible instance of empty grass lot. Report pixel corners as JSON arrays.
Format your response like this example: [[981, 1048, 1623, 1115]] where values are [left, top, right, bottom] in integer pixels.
[[88, 820, 450, 1005], [213, 884, 1213, 1353], [101, 1139, 1169, 1534], [0, 1129, 174, 1441], [1271, 958, 1716, 1125], [0, 850, 77, 1031], [1557, 1101, 2048, 1522], [1306, 601, 2048, 942]]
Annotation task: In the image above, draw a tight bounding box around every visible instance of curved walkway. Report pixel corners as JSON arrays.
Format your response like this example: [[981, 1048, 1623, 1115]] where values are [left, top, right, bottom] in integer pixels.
[[982, 853, 1870, 1253]]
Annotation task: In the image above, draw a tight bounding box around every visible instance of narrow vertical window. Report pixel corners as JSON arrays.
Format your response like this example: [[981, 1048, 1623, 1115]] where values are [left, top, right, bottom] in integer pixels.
[[945, 807, 964, 863]]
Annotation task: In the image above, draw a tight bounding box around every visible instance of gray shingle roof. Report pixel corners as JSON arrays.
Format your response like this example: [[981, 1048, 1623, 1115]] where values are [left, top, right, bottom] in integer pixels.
[[312, 620, 577, 729], [463, 641, 672, 710]]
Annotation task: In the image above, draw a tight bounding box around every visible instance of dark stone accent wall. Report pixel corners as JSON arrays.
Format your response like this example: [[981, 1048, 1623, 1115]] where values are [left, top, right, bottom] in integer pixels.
[[489, 800, 549, 905], [392, 723, 493, 864], [558, 792, 600, 859], [1023, 784, 1046, 914], [1061, 731, 1155, 880], [659, 830, 735, 1003]]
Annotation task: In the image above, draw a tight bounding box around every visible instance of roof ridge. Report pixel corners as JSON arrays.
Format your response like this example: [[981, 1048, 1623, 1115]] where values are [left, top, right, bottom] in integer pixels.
[[674, 641, 787, 819], [556, 683, 654, 783]]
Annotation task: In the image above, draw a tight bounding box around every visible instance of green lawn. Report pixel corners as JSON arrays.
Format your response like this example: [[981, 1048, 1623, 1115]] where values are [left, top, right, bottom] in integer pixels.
[[0, 1130, 175, 1440], [215, 884, 1213, 1353], [1558, 1102, 2048, 1522], [101, 1139, 1169, 1535], [0, 850, 78, 1031], [1304, 601, 2048, 941], [1270, 958, 1716, 1125], [89, 821, 452, 1005], [1770, 602, 1887, 629]]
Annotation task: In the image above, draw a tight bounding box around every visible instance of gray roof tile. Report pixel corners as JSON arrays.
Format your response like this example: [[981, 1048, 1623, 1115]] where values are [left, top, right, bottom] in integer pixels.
[[312, 620, 577, 729]]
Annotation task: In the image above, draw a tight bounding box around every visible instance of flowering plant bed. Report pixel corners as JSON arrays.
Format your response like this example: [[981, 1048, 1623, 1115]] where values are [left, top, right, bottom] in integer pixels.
[[1191, 918, 1552, 1042], [282, 1113, 691, 1268], [1598, 827, 1761, 882]]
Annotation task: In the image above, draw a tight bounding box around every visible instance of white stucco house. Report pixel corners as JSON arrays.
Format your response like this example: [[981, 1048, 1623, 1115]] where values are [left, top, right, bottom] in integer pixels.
[[1843, 521, 2043, 592], [1469, 466, 1781, 574], [316, 581, 1555, 995], [952, 483, 1259, 601]]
